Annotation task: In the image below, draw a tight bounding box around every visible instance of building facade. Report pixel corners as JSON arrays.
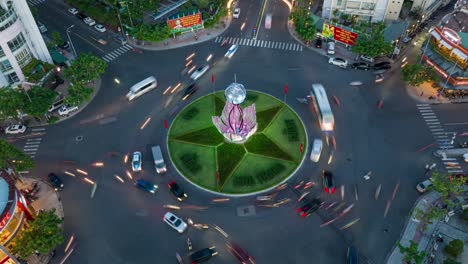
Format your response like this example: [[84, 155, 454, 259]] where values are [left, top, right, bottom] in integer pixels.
[[412, 0, 452, 20], [0, 0, 51, 87], [321, 0, 404, 22], [421, 0, 468, 89]]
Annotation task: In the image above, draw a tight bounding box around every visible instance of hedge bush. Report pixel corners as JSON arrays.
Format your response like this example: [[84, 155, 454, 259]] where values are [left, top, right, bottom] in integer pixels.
[[182, 107, 199, 120], [233, 176, 256, 187], [283, 119, 299, 142], [174, 127, 224, 146], [444, 239, 464, 258], [217, 143, 246, 185], [245, 134, 293, 161], [180, 152, 202, 174], [256, 106, 282, 132], [256, 163, 286, 184]]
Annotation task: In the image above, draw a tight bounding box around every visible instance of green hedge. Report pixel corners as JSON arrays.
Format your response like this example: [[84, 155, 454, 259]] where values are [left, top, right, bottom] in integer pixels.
[[232, 176, 256, 187], [66, 0, 119, 28], [174, 126, 224, 146], [179, 152, 202, 174], [256, 106, 282, 132], [245, 134, 294, 161], [256, 163, 286, 184], [182, 107, 199, 120], [217, 143, 246, 185], [283, 119, 299, 142]]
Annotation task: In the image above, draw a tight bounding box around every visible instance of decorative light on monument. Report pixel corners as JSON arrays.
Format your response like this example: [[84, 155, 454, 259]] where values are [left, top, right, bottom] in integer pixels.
[[212, 83, 257, 143]]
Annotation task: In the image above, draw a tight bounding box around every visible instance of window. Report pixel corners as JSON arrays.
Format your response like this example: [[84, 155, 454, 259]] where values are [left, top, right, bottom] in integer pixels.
[[337, 0, 342, 6], [0, 59, 12, 72], [7, 33, 26, 52], [15, 47, 32, 68], [6, 72, 19, 84], [0, 46, 4, 58]]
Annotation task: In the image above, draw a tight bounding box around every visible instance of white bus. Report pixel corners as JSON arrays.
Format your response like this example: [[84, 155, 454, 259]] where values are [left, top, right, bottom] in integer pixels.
[[126, 76, 157, 101], [310, 83, 334, 132]]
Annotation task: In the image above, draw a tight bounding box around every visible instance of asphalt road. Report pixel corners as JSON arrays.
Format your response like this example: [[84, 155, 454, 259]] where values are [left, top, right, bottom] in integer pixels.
[[5, 0, 467, 263]]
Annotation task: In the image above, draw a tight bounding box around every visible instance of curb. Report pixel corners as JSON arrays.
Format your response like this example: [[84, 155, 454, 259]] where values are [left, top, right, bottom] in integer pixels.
[[130, 16, 233, 51], [405, 84, 468, 105]]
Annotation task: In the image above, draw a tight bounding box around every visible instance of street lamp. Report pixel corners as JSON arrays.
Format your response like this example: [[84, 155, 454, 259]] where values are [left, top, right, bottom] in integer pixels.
[[66, 25, 77, 57]]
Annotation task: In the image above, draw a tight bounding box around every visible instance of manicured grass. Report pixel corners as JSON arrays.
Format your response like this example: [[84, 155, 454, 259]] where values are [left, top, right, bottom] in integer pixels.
[[244, 133, 294, 161], [222, 154, 297, 193], [170, 95, 214, 136], [214, 95, 225, 116], [173, 126, 224, 146], [264, 107, 307, 163], [241, 91, 282, 112], [217, 143, 246, 187], [256, 106, 283, 132], [168, 141, 217, 189]]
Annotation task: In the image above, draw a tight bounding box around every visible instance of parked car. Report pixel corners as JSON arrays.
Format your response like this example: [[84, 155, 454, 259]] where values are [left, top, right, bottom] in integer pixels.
[[310, 139, 323, 162], [131, 151, 142, 172], [416, 178, 433, 193], [48, 97, 65, 112], [134, 179, 158, 194], [83, 17, 96, 26], [296, 198, 323, 218], [225, 44, 239, 58], [94, 24, 106, 32], [182, 83, 199, 101], [68, 8, 79, 15], [322, 170, 336, 194], [359, 55, 374, 63], [190, 65, 210, 80], [190, 247, 218, 263], [76, 13, 86, 20], [58, 105, 78, 116], [328, 57, 348, 68], [373, 61, 391, 68], [114, 35, 128, 45], [167, 181, 187, 201], [327, 41, 335, 55], [226, 242, 255, 264], [233, 8, 240, 18], [163, 212, 187, 233], [374, 64, 391, 71], [314, 38, 322, 48], [351, 62, 370, 70], [48, 173, 63, 191], [57, 41, 70, 49], [5, 125, 26, 134]]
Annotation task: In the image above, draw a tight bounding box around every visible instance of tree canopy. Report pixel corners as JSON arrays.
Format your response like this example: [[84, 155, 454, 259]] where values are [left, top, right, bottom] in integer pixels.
[[290, 8, 317, 43], [429, 171, 465, 204], [65, 83, 93, 107], [351, 22, 393, 58], [398, 240, 425, 264], [401, 63, 440, 86], [13, 209, 63, 259], [64, 53, 107, 85], [0, 139, 34, 172], [0, 87, 25, 120], [22, 86, 57, 118]]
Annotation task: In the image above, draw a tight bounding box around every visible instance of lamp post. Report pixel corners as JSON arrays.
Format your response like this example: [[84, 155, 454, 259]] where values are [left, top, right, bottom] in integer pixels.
[[66, 25, 77, 57]]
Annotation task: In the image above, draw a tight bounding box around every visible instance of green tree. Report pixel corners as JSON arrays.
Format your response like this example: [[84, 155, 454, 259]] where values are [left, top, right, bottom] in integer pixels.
[[398, 240, 425, 264], [130, 23, 171, 41], [290, 8, 316, 43], [64, 53, 107, 85], [13, 209, 63, 259], [65, 83, 93, 107], [51, 31, 63, 46], [413, 206, 447, 229], [0, 139, 34, 178], [444, 239, 464, 258], [401, 63, 439, 86], [0, 87, 25, 121], [463, 208, 468, 222], [444, 258, 461, 264], [351, 22, 393, 58], [22, 86, 57, 118], [429, 171, 465, 204]]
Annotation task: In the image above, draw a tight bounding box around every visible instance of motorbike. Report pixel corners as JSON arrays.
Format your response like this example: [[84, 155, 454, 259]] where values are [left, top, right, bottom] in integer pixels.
[[187, 237, 192, 251], [459, 142, 468, 148]]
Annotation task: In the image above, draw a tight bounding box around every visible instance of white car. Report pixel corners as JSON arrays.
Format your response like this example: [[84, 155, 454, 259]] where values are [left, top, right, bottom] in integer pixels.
[[224, 44, 239, 58], [265, 13, 272, 29], [416, 178, 433, 193], [58, 105, 78, 116], [310, 139, 323, 162], [328, 57, 348, 68], [5, 125, 26, 135], [163, 212, 187, 233], [190, 65, 210, 80], [68, 8, 78, 15], [83, 17, 96, 26], [94, 24, 106, 32], [132, 151, 142, 172], [233, 8, 240, 18]]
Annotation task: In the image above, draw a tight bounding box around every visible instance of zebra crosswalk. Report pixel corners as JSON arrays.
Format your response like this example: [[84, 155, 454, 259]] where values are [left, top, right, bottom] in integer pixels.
[[27, 0, 46, 6], [101, 44, 133, 63], [22, 128, 46, 160], [214, 36, 303, 52]]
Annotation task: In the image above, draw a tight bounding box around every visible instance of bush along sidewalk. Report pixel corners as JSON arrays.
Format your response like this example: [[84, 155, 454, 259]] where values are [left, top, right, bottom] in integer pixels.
[[289, 8, 316, 45]]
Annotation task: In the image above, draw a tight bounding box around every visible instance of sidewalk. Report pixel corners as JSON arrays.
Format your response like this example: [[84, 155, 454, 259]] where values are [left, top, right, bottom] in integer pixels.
[[15, 177, 64, 264], [406, 81, 468, 105], [130, 16, 232, 51]]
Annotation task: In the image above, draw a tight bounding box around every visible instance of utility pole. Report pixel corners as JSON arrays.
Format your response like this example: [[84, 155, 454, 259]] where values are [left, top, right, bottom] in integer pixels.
[[66, 25, 77, 57]]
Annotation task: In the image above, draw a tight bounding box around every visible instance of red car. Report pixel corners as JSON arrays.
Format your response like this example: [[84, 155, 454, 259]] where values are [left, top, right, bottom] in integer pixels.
[[226, 242, 255, 264], [322, 170, 336, 194], [296, 198, 323, 218]]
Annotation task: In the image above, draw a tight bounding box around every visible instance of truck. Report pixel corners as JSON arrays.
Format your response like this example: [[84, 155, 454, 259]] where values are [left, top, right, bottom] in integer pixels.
[[152, 145, 167, 174]]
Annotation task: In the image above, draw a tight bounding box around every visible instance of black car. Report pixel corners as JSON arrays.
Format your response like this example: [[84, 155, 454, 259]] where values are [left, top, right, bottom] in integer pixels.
[[347, 246, 359, 264], [351, 62, 370, 70], [76, 13, 86, 20], [314, 38, 322, 48], [190, 247, 218, 263], [48, 173, 63, 191], [167, 181, 187, 201], [373, 64, 391, 71], [182, 83, 198, 101], [296, 198, 323, 218], [322, 170, 336, 194], [373, 61, 391, 68], [57, 41, 70, 49]]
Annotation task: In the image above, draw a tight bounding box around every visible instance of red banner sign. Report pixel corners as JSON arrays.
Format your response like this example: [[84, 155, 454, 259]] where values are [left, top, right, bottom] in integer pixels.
[[322, 23, 358, 46], [167, 13, 202, 32]]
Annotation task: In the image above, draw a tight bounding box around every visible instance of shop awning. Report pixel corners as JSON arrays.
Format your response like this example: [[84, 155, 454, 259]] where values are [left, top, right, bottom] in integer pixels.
[[451, 48, 468, 61], [49, 49, 68, 64], [439, 39, 453, 50], [430, 30, 441, 40]]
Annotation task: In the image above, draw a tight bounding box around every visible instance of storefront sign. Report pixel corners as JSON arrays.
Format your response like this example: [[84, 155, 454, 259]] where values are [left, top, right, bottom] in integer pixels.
[[167, 12, 203, 34], [0, 212, 11, 230], [442, 27, 461, 45], [322, 23, 358, 46]]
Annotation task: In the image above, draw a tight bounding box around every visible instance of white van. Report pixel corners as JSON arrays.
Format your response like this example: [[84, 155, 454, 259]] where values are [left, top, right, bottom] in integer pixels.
[[152, 145, 167, 174], [327, 42, 335, 55], [310, 139, 323, 162], [126, 76, 157, 101]]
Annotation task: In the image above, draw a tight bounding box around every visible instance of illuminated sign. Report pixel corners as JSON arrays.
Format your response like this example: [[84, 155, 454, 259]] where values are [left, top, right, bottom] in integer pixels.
[[441, 27, 461, 45], [167, 12, 203, 34], [0, 212, 11, 230], [322, 23, 358, 46]]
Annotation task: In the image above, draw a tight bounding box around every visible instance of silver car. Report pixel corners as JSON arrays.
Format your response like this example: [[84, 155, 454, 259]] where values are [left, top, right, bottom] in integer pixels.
[[190, 65, 210, 80], [163, 212, 187, 233], [5, 125, 27, 134]]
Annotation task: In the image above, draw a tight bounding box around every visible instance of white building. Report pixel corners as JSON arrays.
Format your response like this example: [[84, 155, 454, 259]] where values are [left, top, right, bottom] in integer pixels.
[[322, 0, 405, 22], [0, 0, 51, 87]]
